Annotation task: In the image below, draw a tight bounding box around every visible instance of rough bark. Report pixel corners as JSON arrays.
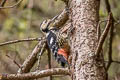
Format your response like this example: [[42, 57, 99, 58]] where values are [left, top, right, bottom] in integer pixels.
[[69, 0, 106, 80]]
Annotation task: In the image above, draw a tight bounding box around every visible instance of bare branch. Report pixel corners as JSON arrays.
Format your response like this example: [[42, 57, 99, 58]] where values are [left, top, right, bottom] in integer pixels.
[[96, 19, 110, 40], [47, 45, 52, 80], [97, 21, 101, 41], [104, 0, 115, 71], [106, 20, 114, 71], [6, 54, 21, 68], [52, 8, 69, 28], [0, 37, 45, 46], [18, 40, 46, 73], [0, 68, 70, 80], [95, 13, 112, 56], [37, 43, 47, 70], [0, 0, 23, 9], [47, 46, 51, 69]]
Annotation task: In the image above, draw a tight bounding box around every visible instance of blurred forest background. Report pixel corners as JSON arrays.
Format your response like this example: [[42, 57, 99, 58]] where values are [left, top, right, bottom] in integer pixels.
[[0, 0, 120, 80]]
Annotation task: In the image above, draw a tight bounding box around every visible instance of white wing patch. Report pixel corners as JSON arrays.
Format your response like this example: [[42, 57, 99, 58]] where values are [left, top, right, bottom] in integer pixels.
[[50, 37, 54, 44], [46, 32, 50, 37]]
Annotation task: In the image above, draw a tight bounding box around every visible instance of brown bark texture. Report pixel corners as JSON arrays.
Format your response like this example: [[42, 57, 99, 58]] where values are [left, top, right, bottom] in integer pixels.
[[69, 0, 106, 80], [0, 68, 69, 80]]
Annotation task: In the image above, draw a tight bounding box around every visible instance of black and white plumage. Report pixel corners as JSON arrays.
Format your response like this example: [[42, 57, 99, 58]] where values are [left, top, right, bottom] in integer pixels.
[[46, 29, 59, 58], [40, 19, 69, 67]]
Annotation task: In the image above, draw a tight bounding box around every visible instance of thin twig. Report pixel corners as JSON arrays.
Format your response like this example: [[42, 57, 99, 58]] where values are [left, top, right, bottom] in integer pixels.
[[104, 0, 115, 71], [97, 19, 110, 40], [18, 40, 46, 73], [106, 20, 114, 71], [37, 43, 46, 70], [0, 0, 23, 9], [97, 21, 101, 41], [47, 45, 52, 80], [35, 43, 46, 80], [0, 37, 45, 46], [95, 13, 112, 56], [6, 54, 21, 68]]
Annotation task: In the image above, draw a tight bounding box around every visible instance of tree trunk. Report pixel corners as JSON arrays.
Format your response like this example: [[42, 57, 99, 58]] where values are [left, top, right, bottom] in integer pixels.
[[69, 0, 106, 80]]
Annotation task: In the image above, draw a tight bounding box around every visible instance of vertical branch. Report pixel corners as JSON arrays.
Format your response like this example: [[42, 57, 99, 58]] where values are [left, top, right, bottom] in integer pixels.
[[97, 21, 101, 41], [47, 45, 52, 80], [37, 43, 46, 70], [105, 0, 115, 71], [106, 20, 114, 71], [95, 14, 112, 56], [35, 43, 46, 80]]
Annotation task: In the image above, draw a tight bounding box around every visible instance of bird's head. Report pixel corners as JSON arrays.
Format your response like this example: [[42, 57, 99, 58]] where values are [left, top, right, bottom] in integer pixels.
[[40, 19, 51, 33]]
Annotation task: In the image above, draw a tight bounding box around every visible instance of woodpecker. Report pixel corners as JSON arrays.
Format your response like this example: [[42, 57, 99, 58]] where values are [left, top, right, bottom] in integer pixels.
[[40, 19, 70, 67]]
